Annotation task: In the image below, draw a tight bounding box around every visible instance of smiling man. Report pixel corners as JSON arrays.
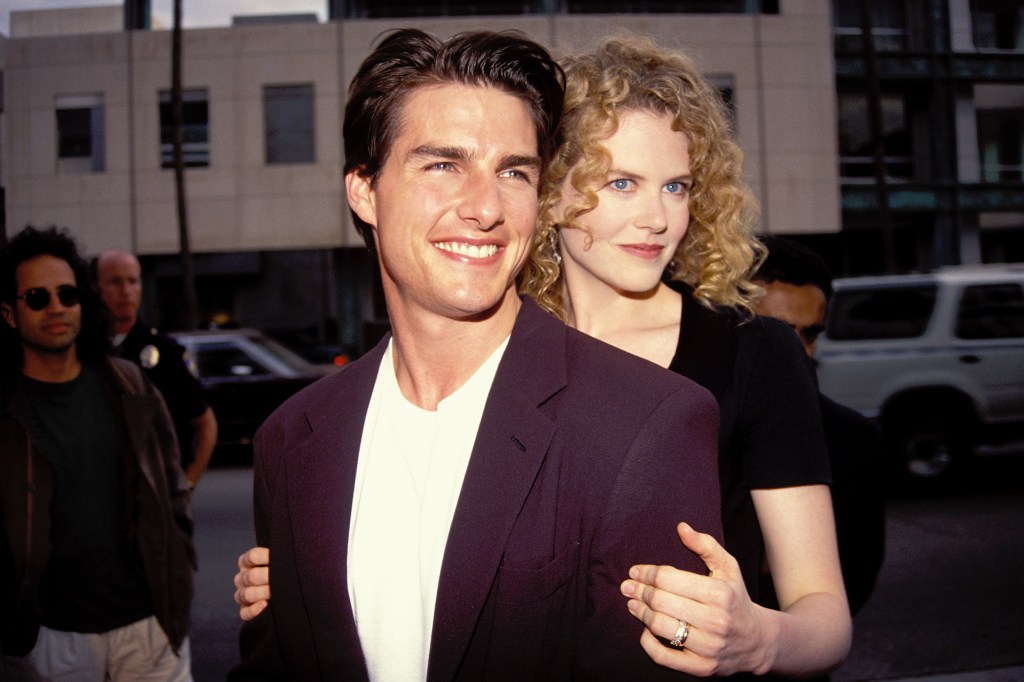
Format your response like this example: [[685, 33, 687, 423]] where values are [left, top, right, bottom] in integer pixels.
[[229, 29, 723, 681]]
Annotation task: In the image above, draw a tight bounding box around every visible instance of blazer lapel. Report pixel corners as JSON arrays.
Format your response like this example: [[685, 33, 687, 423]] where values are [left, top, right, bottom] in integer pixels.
[[427, 300, 566, 682], [284, 338, 387, 676]]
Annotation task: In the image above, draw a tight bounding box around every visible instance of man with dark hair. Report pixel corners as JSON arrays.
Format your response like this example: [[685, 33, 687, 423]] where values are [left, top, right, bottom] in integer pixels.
[[754, 235, 885, 615], [0, 226, 196, 681], [230, 29, 722, 681], [755, 236, 834, 357], [95, 249, 218, 489]]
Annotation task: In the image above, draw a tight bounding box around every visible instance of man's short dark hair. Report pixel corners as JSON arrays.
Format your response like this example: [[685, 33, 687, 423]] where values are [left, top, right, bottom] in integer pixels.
[[1, 225, 110, 377], [342, 28, 565, 244], [755, 235, 834, 301]]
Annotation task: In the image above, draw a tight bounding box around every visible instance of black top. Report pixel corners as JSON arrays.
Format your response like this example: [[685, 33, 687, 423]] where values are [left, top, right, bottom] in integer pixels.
[[21, 365, 152, 632], [819, 394, 885, 615], [669, 285, 831, 602], [117, 320, 208, 468]]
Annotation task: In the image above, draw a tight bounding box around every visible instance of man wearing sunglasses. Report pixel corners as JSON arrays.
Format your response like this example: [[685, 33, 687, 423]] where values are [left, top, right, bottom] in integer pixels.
[[753, 235, 886, 617], [95, 249, 218, 490], [0, 226, 196, 681]]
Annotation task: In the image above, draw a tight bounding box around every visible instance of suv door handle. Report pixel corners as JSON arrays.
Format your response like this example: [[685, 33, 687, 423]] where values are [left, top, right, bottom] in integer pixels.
[[959, 355, 981, 364]]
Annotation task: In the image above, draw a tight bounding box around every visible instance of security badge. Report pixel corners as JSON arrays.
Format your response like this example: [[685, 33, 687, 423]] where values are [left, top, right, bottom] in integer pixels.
[[139, 344, 160, 369]]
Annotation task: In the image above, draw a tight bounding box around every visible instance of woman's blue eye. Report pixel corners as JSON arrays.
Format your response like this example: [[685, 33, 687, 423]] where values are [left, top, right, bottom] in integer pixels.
[[611, 179, 633, 191], [664, 182, 687, 194]]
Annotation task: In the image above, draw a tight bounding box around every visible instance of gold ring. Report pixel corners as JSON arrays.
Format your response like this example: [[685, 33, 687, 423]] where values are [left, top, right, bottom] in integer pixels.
[[669, 619, 690, 648]]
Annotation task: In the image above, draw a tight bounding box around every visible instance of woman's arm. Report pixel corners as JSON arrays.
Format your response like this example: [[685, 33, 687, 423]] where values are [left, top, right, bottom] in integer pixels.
[[621, 490, 851, 678]]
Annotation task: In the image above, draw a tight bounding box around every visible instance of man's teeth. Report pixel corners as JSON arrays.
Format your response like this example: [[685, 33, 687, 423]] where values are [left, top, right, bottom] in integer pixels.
[[434, 242, 498, 258]]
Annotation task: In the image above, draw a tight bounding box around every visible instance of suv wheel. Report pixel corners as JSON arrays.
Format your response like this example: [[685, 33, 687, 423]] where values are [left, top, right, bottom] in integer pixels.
[[902, 424, 957, 478], [884, 401, 975, 483]]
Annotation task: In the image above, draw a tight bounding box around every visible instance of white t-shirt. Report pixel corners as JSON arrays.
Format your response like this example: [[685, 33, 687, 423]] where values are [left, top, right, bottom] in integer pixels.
[[347, 337, 509, 681]]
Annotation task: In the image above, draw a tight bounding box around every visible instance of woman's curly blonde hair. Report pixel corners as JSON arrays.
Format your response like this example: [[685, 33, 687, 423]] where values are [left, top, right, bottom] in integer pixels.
[[519, 35, 763, 321]]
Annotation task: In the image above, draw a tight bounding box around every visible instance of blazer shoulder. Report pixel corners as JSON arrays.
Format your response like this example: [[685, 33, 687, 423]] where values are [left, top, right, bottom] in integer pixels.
[[562, 324, 716, 410], [257, 343, 383, 439]]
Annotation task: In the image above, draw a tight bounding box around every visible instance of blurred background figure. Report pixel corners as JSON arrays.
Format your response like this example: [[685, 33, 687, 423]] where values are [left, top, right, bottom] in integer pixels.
[[754, 235, 886, 615], [95, 250, 217, 489]]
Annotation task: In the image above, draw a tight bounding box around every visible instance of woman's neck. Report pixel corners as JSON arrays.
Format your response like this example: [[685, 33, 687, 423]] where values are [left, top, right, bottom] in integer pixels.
[[565, 281, 682, 368]]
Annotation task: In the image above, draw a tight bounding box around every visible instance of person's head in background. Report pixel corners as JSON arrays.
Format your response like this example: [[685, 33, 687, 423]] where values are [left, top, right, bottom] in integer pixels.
[[753, 235, 834, 357], [94, 249, 142, 337], [0, 225, 110, 380]]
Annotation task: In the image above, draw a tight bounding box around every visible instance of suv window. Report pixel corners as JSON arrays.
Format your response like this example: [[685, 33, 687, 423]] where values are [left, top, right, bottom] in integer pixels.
[[956, 283, 1024, 339], [827, 284, 938, 340]]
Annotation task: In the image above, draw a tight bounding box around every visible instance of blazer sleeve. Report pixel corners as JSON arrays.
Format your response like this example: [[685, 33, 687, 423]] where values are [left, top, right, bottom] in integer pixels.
[[576, 382, 722, 680], [228, 425, 289, 681]]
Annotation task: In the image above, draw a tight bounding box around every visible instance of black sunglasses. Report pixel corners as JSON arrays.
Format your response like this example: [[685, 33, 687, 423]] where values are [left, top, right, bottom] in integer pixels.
[[16, 285, 81, 311]]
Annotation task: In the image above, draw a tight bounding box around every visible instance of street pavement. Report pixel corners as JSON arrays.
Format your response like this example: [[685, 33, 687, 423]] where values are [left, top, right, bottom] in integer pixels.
[[189, 451, 1024, 681]]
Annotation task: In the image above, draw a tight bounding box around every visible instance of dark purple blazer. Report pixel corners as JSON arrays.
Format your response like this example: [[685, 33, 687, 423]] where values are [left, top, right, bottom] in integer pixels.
[[229, 299, 722, 681]]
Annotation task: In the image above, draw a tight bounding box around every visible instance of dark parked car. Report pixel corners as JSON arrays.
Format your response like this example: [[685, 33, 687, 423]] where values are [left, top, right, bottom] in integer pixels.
[[170, 329, 337, 460]]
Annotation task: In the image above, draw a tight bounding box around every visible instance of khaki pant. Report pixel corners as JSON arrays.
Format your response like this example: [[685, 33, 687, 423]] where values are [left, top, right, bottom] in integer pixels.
[[27, 616, 192, 682]]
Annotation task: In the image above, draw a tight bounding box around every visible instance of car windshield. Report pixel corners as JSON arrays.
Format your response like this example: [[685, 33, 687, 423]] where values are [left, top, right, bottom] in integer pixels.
[[246, 333, 318, 372]]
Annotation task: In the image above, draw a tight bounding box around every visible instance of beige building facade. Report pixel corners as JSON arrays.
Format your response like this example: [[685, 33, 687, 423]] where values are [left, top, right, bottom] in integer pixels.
[[1, 2, 839, 259]]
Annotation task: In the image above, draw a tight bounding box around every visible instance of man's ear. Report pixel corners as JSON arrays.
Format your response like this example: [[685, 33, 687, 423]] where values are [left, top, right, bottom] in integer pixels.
[[1, 302, 16, 330], [345, 170, 378, 229]]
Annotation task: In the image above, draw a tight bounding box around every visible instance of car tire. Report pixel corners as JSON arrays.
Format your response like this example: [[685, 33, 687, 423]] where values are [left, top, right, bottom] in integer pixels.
[[885, 410, 971, 484]]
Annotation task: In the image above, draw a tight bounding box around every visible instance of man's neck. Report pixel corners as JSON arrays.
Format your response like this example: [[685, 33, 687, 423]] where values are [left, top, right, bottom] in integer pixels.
[[387, 294, 521, 411], [21, 347, 83, 383]]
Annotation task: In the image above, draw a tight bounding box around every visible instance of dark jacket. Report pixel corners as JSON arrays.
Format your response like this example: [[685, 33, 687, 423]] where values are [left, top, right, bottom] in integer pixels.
[[0, 357, 196, 656], [230, 298, 723, 681]]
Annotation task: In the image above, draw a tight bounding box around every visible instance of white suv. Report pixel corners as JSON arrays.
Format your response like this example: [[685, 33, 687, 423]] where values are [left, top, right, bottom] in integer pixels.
[[815, 264, 1024, 480]]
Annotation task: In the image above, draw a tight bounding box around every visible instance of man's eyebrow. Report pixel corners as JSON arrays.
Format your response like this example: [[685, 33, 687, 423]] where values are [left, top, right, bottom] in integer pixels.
[[501, 154, 542, 170], [408, 146, 541, 171], [409, 145, 468, 161]]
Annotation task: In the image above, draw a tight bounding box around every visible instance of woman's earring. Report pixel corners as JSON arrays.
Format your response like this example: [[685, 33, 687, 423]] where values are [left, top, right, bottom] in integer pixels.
[[547, 229, 562, 266]]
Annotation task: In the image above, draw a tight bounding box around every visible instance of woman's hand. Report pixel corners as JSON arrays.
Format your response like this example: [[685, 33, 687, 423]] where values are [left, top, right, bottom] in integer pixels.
[[620, 522, 777, 677], [234, 546, 271, 621]]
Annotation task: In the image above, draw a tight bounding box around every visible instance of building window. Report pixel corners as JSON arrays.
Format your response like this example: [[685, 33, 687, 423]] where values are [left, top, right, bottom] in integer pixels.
[[977, 108, 1024, 182], [56, 94, 105, 173], [838, 93, 913, 180], [159, 89, 210, 168], [264, 84, 315, 165], [706, 74, 737, 129], [833, 0, 907, 51], [971, 0, 1024, 50]]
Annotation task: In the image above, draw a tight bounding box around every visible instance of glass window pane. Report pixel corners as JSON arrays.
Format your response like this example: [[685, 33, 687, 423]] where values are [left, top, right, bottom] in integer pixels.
[[827, 285, 938, 340], [159, 89, 210, 168], [971, 0, 1024, 50], [838, 94, 912, 179], [264, 84, 315, 165], [956, 284, 1024, 339], [195, 345, 271, 378], [976, 108, 1024, 182], [56, 94, 104, 173]]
